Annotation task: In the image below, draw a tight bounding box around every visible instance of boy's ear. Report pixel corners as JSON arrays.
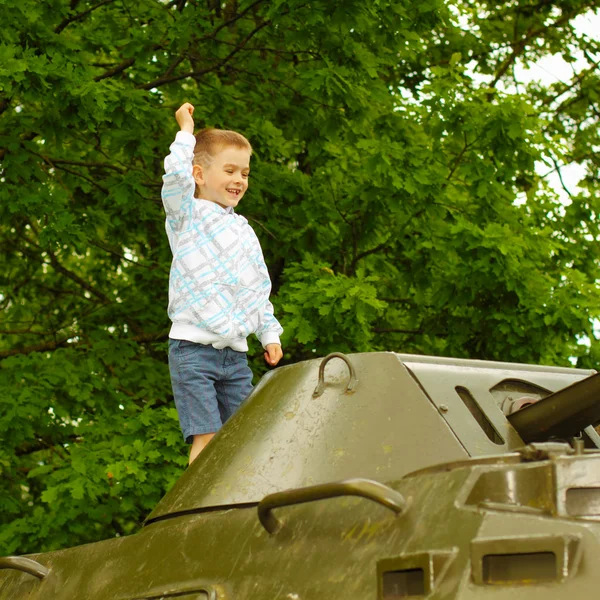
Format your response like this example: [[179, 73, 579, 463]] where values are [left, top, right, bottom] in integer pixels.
[[192, 164, 204, 186]]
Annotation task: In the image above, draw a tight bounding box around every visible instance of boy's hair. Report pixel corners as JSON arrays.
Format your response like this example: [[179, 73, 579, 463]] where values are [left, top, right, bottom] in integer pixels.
[[193, 128, 253, 168]]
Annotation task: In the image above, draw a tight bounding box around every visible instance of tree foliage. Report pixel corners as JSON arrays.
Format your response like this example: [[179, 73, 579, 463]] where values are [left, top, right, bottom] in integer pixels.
[[2, 0, 600, 554]]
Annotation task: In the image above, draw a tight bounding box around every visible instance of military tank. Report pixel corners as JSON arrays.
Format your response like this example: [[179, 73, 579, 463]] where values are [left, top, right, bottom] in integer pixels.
[[2, 351, 600, 599]]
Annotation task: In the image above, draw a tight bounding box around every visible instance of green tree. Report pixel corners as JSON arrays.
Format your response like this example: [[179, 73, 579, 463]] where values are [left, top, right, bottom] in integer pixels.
[[2, 0, 600, 553]]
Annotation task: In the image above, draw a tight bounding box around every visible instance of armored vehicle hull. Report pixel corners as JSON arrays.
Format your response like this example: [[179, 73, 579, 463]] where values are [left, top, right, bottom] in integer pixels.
[[2, 352, 600, 599]]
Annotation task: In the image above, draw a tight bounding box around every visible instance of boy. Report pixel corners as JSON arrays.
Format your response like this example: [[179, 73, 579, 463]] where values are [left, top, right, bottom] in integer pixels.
[[162, 103, 283, 464]]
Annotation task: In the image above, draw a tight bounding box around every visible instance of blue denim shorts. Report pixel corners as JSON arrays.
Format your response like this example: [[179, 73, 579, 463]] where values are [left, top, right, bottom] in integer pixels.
[[168, 339, 254, 443]]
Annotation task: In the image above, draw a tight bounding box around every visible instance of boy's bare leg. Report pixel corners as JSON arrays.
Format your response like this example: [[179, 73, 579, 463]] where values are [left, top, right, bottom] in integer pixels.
[[189, 433, 215, 464]]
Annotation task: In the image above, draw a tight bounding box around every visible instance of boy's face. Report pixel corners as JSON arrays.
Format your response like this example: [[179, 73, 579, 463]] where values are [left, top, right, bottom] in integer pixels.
[[193, 146, 251, 209]]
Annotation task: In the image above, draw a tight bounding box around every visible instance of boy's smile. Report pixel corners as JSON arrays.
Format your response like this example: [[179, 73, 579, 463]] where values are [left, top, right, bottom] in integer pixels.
[[193, 146, 250, 209]]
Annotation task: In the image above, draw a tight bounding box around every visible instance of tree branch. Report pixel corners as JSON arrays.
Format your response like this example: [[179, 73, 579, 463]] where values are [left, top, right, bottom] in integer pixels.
[[380, 298, 415, 305], [138, 17, 272, 89], [40, 156, 126, 173], [197, 0, 266, 42], [55, 0, 116, 34], [130, 330, 169, 343], [0, 96, 11, 116], [43, 248, 112, 305], [15, 435, 77, 458], [541, 55, 600, 108], [0, 337, 72, 359], [89, 240, 165, 271], [373, 327, 423, 334], [550, 157, 574, 198], [94, 57, 136, 82], [0, 132, 37, 162], [351, 239, 391, 272], [443, 131, 476, 187], [489, 7, 528, 90], [488, 3, 596, 90], [0, 329, 60, 336], [245, 216, 278, 239], [229, 65, 340, 109], [162, 54, 187, 79], [93, 42, 164, 82], [50, 163, 110, 194]]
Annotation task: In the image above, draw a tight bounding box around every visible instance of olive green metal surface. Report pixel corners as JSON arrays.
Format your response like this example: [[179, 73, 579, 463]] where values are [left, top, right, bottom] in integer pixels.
[[3, 351, 600, 600], [148, 352, 469, 521]]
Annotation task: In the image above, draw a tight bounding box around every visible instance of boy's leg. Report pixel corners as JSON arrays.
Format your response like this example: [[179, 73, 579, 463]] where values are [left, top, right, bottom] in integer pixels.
[[168, 339, 223, 464], [216, 348, 254, 424], [189, 433, 215, 464]]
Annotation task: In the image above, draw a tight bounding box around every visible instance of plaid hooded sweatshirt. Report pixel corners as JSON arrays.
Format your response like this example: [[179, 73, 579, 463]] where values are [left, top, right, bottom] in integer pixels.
[[161, 131, 283, 352]]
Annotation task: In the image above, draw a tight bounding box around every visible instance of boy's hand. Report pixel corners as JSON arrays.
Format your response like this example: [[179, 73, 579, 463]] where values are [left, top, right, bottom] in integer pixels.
[[264, 344, 283, 367], [175, 103, 195, 134]]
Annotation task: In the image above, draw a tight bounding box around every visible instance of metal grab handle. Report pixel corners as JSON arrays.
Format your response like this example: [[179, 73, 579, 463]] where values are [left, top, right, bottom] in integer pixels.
[[312, 352, 358, 397], [258, 478, 408, 534], [0, 557, 49, 580]]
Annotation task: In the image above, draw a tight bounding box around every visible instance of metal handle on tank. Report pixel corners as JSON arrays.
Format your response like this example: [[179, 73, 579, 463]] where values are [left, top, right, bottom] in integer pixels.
[[0, 556, 49, 580], [257, 478, 408, 534], [312, 352, 358, 397]]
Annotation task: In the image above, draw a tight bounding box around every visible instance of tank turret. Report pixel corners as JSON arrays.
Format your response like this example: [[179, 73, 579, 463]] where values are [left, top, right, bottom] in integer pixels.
[[148, 352, 600, 522]]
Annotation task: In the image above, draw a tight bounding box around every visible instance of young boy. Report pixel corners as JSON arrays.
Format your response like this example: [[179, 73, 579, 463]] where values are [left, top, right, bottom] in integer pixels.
[[162, 103, 283, 464]]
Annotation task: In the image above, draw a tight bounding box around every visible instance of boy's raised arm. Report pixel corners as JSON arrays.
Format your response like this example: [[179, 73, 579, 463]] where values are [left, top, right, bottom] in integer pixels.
[[175, 103, 195, 134], [161, 103, 197, 226]]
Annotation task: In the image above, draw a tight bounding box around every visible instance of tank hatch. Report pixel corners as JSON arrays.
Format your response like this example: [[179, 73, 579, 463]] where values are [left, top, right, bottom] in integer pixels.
[[148, 352, 468, 522]]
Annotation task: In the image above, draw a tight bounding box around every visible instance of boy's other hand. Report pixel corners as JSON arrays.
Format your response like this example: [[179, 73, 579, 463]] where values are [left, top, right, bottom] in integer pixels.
[[264, 344, 283, 367], [175, 103, 195, 134]]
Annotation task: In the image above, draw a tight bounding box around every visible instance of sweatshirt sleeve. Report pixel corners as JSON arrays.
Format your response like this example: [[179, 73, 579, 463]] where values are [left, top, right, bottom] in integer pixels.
[[256, 300, 284, 349], [161, 131, 196, 233]]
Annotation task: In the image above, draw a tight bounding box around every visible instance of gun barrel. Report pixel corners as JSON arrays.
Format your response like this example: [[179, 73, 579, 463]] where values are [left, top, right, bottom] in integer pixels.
[[508, 372, 600, 443]]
